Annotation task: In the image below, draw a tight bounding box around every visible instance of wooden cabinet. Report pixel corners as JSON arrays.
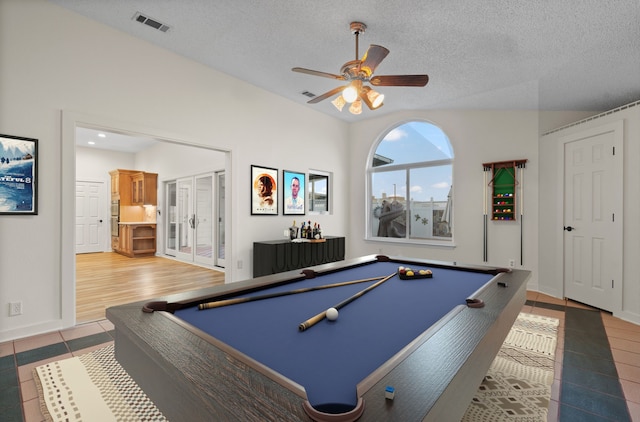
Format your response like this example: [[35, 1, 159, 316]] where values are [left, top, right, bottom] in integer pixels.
[[131, 172, 158, 205], [110, 169, 157, 206], [253, 236, 345, 277], [109, 169, 135, 205], [110, 169, 158, 257], [116, 223, 156, 257]]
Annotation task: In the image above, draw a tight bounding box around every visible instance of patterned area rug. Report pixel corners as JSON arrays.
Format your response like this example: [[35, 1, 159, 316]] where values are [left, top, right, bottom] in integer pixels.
[[34, 345, 167, 422], [461, 312, 559, 422]]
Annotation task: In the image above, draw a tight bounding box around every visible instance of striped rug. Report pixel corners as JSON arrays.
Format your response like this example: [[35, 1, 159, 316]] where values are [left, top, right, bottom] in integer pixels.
[[462, 312, 560, 421], [34, 345, 166, 422]]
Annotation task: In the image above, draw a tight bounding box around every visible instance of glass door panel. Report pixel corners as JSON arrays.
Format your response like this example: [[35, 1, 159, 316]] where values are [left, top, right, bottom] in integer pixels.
[[194, 175, 214, 266], [175, 178, 193, 261], [165, 181, 177, 256], [216, 171, 225, 268]]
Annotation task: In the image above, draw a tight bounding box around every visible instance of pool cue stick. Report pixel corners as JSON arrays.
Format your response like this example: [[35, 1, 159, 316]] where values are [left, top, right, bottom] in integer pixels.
[[298, 272, 397, 331], [483, 165, 489, 262], [519, 162, 525, 265], [198, 276, 385, 310]]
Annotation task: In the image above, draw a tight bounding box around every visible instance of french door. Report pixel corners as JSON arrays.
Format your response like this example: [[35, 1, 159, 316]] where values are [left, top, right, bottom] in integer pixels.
[[165, 172, 224, 267]]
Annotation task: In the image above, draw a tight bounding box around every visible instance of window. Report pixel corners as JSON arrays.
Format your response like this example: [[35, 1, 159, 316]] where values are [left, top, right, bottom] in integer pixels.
[[308, 170, 330, 214], [368, 121, 453, 243]]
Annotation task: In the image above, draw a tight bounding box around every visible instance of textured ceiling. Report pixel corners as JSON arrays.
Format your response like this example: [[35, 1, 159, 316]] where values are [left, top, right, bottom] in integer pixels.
[[50, 0, 640, 123]]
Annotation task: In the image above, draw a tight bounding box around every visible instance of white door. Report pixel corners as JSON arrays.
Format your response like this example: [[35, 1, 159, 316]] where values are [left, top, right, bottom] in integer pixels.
[[563, 121, 623, 312], [76, 181, 105, 254]]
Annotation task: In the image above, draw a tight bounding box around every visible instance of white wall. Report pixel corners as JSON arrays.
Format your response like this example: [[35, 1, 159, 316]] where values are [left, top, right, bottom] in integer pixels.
[[539, 104, 640, 324], [0, 0, 348, 341], [76, 147, 135, 181]]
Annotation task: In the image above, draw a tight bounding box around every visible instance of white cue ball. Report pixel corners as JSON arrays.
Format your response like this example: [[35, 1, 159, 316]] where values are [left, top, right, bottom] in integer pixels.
[[326, 307, 339, 321]]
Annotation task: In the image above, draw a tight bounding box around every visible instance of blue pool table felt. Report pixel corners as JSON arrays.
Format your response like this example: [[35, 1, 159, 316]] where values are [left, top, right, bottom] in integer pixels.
[[174, 260, 493, 412]]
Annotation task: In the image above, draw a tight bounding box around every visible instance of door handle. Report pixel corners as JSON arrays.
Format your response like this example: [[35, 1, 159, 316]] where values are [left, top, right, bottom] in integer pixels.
[[189, 215, 196, 229], [563, 226, 574, 232]]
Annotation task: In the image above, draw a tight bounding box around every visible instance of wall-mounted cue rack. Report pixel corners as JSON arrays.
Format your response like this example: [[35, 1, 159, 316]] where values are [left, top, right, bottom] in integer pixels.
[[482, 159, 527, 263]]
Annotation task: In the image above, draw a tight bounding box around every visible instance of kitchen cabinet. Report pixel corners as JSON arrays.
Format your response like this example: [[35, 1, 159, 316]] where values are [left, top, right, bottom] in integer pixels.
[[116, 223, 157, 257], [109, 169, 135, 205], [110, 169, 157, 206], [110, 169, 158, 257], [131, 172, 158, 205]]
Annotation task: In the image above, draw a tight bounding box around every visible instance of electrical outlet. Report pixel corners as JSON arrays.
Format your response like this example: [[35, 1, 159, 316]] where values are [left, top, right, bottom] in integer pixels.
[[508, 259, 515, 268], [237, 260, 243, 270], [9, 301, 22, 316]]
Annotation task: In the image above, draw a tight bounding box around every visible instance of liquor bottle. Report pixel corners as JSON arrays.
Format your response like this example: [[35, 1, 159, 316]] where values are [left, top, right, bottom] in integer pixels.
[[289, 220, 298, 240]]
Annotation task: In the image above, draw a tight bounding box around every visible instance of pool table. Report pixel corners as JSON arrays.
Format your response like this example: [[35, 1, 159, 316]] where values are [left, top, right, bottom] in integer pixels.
[[107, 255, 529, 422]]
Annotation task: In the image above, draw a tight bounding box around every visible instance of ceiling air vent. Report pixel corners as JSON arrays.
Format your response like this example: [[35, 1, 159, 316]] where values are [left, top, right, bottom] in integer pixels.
[[133, 12, 171, 33], [301, 91, 316, 99]]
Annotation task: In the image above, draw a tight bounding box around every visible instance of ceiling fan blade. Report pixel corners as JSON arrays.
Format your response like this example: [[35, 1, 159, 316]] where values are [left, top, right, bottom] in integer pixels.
[[370, 74, 429, 87], [360, 45, 390, 76], [292, 67, 345, 81], [307, 86, 346, 104]]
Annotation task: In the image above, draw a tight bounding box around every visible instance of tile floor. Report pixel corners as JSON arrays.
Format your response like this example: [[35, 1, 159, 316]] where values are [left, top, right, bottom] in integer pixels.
[[1, 292, 639, 421]]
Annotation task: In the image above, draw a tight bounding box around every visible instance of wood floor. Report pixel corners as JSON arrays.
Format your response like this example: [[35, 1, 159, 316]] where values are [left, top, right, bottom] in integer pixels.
[[76, 252, 226, 323]]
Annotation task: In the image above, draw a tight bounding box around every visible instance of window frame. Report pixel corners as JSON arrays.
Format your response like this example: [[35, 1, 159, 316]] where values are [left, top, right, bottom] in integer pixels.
[[365, 121, 455, 246]]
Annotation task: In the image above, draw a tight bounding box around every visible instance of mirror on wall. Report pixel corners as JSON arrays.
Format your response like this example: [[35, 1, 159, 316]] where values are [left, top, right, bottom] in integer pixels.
[[308, 170, 330, 214]]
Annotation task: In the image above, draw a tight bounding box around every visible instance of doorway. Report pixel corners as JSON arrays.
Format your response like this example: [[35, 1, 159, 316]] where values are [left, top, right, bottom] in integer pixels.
[[165, 172, 225, 268], [65, 112, 231, 327]]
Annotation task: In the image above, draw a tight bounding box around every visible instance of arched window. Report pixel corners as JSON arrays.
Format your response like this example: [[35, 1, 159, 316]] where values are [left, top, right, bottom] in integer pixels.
[[367, 121, 453, 243]]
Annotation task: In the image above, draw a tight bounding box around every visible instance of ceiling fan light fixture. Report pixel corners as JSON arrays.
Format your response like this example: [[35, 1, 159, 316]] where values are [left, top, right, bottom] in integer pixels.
[[292, 21, 429, 115], [342, 84, 359, 103], [331, 95, 346, 111], [349, 99, 363, 115], [367, 89, 384, 109]]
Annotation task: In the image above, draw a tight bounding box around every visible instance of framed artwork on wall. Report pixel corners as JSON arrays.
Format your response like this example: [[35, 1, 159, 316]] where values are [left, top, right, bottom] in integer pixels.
[[251, 165, 278, 215], [283, 170, 305, 215], [308, 170, 330, 214], [0, 134, 38, 215]]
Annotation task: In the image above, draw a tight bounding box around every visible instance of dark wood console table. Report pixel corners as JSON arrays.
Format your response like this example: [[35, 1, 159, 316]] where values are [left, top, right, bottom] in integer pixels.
[[253, 236, 345, 277]]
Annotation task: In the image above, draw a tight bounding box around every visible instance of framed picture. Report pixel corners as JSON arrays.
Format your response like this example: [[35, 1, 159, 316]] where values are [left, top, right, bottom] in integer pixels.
[[283, 170, 305, 215], [251, 165, 278, 215], [0, 134, 38, 215], [308, 170, 330, 214]]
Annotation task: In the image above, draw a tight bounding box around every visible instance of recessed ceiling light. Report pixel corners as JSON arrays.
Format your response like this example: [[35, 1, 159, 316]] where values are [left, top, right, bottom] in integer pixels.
[[88, 141, 96, 145], [98, 133, 106, 138]]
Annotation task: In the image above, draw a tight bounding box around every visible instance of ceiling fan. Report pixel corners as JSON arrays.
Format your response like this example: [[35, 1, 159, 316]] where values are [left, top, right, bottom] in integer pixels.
[[292, 22, 429, 115]]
